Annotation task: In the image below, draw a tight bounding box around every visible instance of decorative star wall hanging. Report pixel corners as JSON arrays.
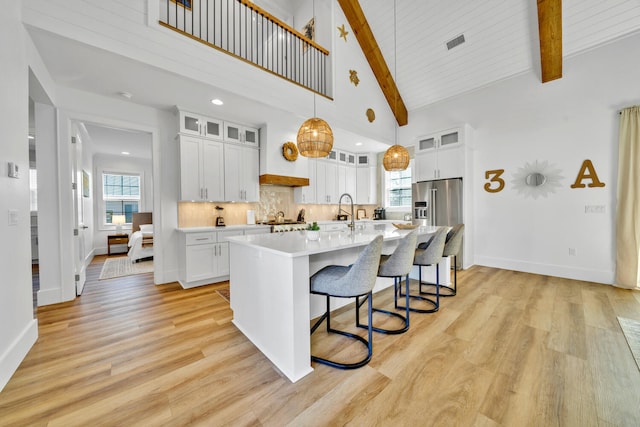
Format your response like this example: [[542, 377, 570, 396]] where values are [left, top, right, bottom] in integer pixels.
[[349, 69, 359, 86], [337, 24, 349, 42]]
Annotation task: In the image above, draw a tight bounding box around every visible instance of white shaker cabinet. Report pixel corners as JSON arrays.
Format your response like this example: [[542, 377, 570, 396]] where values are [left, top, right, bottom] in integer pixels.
[[316, 159, 338, 204], [224, 144, 259, 202], [356, 154, 377, 205], [179, 135, 225, 201], [179, 228, 269, 289], [294, 158, 317, 203], [356, 166, 377, 204], [415, 127, 465, 181], [179, 111, 223, 140], [224, 122, 259, 147]]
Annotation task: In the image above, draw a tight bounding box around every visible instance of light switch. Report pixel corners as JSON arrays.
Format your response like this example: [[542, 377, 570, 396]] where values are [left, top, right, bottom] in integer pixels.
[[7, 162, 19, 178], [8, 209, 18, 226]]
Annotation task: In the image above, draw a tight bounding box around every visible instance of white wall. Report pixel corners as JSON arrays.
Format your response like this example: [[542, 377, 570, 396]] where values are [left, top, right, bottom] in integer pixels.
[[400, 33, 640, 284], [92, 153, 153, 254], [0, 3, 39, 392]]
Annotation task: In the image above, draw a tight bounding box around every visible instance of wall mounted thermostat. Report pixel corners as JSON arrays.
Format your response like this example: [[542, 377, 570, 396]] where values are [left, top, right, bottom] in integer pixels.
[[8, 162, 19, 178]]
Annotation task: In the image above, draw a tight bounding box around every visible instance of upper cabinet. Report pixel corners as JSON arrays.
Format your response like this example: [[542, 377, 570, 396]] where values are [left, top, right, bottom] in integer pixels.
[[224, 122, 260, 147], [293, 159, 317, 204], [224, 144, 259, 202], [177, 109, 260, 202], [179, 111, 223, 140], [178, 135, 225, 201], [415, 127, 466, 181]]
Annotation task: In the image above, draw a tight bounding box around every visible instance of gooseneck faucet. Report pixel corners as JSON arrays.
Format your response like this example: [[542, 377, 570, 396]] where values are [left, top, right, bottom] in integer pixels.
[[338, 193, 355, 230]]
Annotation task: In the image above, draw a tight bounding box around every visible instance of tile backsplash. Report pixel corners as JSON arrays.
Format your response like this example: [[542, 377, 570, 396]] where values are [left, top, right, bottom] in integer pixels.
[[178, 185, 380, 227]]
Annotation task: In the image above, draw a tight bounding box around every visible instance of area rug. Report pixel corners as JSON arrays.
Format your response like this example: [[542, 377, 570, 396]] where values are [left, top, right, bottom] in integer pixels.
[[99, 257, 154, 280], [216, 287, 230, 303], [618, 317, 640, 372]]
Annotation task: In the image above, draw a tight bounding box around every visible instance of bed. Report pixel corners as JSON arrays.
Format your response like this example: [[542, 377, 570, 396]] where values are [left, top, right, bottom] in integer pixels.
[[128, 212, 154, 262]]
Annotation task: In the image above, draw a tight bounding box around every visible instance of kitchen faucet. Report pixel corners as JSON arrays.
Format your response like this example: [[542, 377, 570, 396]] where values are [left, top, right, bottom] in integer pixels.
[[338, 193, 355, 230]]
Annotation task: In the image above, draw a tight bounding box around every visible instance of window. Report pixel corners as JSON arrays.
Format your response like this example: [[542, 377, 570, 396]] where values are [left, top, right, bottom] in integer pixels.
[[384, 163, 412, 209], [103, 173, 140, 224]]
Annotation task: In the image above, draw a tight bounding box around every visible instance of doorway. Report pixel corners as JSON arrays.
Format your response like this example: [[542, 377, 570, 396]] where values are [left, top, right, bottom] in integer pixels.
[[72, 121, 154, 294]]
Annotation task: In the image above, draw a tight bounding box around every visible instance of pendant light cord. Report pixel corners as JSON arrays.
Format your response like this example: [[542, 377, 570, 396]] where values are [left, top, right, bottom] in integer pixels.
[[394, 0, 398, 147]]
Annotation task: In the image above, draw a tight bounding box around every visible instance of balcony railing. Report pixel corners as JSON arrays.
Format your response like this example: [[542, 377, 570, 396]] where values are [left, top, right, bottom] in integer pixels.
[[159, 0, 330, 96]]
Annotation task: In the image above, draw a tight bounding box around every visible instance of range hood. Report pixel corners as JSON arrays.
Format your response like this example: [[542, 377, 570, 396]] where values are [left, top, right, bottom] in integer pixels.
[[259, 174, 309, 187]]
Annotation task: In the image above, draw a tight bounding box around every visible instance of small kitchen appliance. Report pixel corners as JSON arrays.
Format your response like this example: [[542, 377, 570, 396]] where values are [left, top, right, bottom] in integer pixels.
[[373, 207, 386, 220], [215, 206, 225, 227]]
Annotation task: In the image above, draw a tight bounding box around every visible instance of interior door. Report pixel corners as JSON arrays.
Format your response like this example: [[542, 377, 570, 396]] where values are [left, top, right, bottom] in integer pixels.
[[71, 132, 87, 295]]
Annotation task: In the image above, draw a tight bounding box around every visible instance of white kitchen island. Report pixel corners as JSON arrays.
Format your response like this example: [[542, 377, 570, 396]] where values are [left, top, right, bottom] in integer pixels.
[[227, 223, 445, 382]]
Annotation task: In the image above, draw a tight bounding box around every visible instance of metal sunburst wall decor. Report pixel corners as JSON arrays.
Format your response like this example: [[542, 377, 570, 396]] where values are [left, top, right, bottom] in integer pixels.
[[511, 160, 564, 199]]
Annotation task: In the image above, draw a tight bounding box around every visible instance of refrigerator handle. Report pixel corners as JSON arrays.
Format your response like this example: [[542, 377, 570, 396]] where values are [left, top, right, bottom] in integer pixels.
[[430, 188, 437, 226]]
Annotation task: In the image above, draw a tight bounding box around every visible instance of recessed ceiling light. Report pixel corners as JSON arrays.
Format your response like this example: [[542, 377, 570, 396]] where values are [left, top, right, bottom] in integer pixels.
[[211, 98, 224, 106], [355, 142, 363, 146], [118, 91, 133, 99], [121, 151, 130, 155]]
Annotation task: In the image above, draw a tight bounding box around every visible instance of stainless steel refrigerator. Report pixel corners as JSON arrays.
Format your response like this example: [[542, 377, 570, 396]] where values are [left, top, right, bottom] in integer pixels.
[[412, 178, 463, 268]]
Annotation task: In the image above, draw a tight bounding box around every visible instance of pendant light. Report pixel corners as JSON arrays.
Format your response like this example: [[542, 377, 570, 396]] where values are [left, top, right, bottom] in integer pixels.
[[297, 0, 334, 158], [383, 0, 409, 171]]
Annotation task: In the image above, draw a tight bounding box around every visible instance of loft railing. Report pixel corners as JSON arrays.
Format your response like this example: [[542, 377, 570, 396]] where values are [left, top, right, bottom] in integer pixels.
[[159, 0, 330, 96]]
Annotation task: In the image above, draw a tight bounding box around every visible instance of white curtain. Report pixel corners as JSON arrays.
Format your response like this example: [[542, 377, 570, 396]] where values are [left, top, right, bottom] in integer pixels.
[[615, 106, 640, 290]]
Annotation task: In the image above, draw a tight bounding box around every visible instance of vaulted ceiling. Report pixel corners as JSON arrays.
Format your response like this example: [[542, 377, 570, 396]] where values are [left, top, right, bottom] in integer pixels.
[[357, 0, 640, 112]]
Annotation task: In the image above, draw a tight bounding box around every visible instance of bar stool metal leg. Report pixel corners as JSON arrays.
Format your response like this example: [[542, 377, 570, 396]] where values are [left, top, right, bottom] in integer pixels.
[[397, 264, 440, 313], [311, 293, 373, 369], [356, 275, 410, 334]]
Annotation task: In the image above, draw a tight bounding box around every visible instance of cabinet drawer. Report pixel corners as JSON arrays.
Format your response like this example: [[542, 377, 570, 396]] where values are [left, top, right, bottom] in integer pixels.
[[185, 232, 216, 245], [217, 230, 244, 242]]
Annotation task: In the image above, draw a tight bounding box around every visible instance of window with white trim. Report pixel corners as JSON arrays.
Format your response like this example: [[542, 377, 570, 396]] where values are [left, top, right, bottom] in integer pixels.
[[103, 173, 140, 225], [384, 162, 412, 210]]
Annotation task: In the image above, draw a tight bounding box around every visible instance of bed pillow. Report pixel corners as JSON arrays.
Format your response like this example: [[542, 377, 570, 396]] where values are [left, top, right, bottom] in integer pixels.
[[139, 224, 153, 235]]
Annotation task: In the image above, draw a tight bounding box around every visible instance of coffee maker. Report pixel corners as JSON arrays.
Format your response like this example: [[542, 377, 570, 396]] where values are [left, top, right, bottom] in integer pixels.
[[373, 207, 386, 220], [215, 206, 225, 227]]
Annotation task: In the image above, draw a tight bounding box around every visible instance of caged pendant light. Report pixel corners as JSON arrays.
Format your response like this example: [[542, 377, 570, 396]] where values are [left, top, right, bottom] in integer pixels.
[[383, 0, 409, 171], [297, 0, 334, 158]]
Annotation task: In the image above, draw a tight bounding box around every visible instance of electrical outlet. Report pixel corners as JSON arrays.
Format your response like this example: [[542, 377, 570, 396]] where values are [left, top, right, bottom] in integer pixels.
[[585, 205, 605, 214], [568, 247, 577, 256]]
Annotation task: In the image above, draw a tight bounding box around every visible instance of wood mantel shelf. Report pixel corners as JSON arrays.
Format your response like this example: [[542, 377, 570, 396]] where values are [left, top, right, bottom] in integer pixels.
[[259, 174, 309, 187]]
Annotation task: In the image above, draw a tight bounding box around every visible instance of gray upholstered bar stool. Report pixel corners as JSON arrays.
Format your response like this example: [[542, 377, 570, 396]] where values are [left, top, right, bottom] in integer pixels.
[[310, 235, 383, 369], [355, 231, 418, 334], [398, 228, 447, 313], [420, 224, 464, 297]]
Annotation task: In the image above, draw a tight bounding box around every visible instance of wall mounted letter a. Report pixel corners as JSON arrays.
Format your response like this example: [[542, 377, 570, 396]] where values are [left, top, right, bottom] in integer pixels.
[[570, 159, 606, 188]]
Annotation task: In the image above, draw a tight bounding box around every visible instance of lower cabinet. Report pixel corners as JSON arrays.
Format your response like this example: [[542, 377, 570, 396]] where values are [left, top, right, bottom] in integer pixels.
[[179, 227, 269, 288]]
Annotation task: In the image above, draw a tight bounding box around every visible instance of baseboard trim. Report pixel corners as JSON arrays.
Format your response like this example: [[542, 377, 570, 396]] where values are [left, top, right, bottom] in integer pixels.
[[475, 256, 614, 284], [0, 318, 37, 392], [37, 287, 61, 306]]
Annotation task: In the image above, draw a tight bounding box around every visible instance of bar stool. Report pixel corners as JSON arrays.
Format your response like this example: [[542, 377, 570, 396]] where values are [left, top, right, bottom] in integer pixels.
[[310, 235, 383, 369], [398, 228, 447, 313], [420, 224, 464, 297], [355, 231, 418, 334]]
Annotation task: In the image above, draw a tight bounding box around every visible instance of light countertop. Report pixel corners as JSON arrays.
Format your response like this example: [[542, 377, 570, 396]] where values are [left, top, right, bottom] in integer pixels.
[[227, 223, 440, 258]]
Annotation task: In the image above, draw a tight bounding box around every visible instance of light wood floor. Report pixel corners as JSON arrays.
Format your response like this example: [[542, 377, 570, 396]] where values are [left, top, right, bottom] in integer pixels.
[[1, 256, 640, 426]]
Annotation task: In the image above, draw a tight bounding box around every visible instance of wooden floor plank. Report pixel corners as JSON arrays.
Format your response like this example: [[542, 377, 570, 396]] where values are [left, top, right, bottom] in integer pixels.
[[1, 258, 639, 426]]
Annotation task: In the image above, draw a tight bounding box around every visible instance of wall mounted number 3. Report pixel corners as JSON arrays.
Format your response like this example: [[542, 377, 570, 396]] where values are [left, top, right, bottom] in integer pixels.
[[484, 169, 505, 193]]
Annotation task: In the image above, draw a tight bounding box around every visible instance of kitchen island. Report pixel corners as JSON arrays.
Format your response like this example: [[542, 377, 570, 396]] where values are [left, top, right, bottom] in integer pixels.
[[227, 223, 445, 382]]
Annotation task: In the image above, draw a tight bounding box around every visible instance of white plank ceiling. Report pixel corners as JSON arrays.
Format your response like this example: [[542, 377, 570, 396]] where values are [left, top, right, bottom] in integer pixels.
[[359, 0, 640, 111]]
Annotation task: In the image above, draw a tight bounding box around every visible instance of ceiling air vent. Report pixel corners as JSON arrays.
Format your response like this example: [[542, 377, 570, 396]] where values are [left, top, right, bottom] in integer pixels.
[[446, 34, 465, 51]]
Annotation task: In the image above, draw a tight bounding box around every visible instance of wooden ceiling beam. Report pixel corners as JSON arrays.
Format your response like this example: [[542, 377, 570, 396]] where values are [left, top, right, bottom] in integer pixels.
[[338, 0, 408, 126], [537, 0, 562, 82]]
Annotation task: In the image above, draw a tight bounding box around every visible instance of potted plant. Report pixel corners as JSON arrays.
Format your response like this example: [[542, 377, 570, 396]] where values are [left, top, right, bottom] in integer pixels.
[[307, 222, 320, 240]]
